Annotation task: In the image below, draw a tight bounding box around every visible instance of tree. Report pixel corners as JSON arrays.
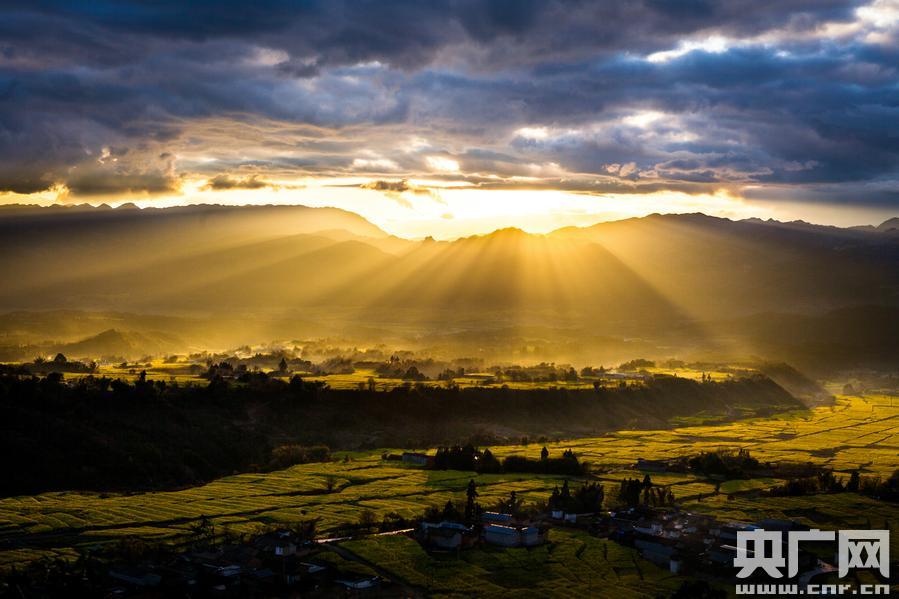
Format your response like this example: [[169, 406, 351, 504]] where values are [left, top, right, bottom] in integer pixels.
[[278, 357, 288, 373], [293, 518, 318, 543], [560, 480, 571, 506], [540, 446, 549, 461], [504, 491, 524, 516], [403, 366, 425, 381], [847, 470, 861, 492], [358, 510, 378, 531], [465, 479, 479, 524], [190, 515, 215, 548], [549, 486, 561, 510], [53, 353, 67, 365], [441, 500, 462, 521], [618, 478, 643, 508], [477, 448, 502, 473], [580, 482, 605, 512]]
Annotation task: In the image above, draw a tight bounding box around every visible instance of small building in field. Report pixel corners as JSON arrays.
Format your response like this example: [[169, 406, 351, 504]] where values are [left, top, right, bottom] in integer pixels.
[[282, 560, 329, 587], [483, 524, 548, 548], [550, 510, 588, 523]]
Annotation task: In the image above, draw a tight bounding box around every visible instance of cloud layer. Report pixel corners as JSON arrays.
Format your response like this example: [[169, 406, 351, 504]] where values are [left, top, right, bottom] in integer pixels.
[[1, 0, 897, 210]]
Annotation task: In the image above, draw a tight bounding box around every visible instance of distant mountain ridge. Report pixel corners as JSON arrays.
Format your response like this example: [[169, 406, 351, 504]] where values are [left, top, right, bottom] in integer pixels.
[[0, 202, 388, 238], [0, 206, 895, 317], [53, 328, 183, 359], [0, 205, 896, 372]]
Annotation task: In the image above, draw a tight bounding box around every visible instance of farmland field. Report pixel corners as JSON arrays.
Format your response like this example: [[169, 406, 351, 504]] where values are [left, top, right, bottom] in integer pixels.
[[341, 529, 682, 598], [62, 363, 652, 391], [1, 394, 898, 574]]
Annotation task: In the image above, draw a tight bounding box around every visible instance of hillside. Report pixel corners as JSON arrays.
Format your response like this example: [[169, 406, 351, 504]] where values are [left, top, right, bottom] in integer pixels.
[[1, 207, 895, 317], [0, 206, 896, 370], [0, 372, 801, 495]]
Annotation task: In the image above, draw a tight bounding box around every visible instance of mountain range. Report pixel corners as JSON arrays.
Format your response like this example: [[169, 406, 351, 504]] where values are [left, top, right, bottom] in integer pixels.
[[0, 204, 896, 371]]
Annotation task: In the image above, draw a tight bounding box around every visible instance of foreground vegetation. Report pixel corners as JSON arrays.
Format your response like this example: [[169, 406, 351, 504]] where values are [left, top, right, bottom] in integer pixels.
[[2, 394, 897, 577], [0, 371, 798, 495], [343, 529, 681, 598]]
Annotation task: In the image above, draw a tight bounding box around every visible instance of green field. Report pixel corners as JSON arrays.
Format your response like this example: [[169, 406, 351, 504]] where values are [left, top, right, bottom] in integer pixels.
[[2, 394, 898, 575]]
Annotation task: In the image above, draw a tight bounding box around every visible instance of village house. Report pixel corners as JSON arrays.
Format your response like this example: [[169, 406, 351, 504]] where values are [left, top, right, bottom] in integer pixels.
[[280, 558, 330, 588], [254, 530, 297, 557], [482, 523, 548, 548], [550, 508, 603, 524], [609, 508, 645, 535], [419, 520, 478, 550], [634, 537, 679, 570], [481, 511, 514, 525]]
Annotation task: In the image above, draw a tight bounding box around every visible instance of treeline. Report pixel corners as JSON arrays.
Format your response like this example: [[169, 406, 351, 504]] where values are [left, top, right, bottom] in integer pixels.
[[0, 372, 801, 495], [769, 469, 899, 502], [431, 445, 587, 475], [688, 449, 760, 478], [617, 475, 675, 508], [548, 480, 605, 513], [424, 479, 608, 525]]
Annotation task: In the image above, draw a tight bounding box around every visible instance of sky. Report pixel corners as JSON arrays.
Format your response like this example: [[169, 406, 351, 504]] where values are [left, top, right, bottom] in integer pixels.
[[1, 0, 898, 238]]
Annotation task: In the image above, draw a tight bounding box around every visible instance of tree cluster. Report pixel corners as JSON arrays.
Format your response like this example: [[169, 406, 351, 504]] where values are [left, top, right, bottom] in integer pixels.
[[616, 475, 675, 508], [688, 449, 760, 478], [430, 445, 586, 476], [548, 480, 605, 513]]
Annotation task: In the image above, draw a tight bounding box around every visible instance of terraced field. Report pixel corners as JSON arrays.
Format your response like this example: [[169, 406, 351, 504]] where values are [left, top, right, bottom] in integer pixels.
[[342, 529, 680, 598], [499, 393, 899, 478], [1, 394, 897, 572]]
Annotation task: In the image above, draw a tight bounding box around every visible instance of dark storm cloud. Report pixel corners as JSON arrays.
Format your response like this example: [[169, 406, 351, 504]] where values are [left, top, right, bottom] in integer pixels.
[[7, 1, 861, 69], [0, 0, 895, 209]]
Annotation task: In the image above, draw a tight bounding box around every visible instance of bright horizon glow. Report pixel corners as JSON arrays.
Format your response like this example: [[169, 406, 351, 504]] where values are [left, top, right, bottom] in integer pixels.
[[2, 181, 894, 241]]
